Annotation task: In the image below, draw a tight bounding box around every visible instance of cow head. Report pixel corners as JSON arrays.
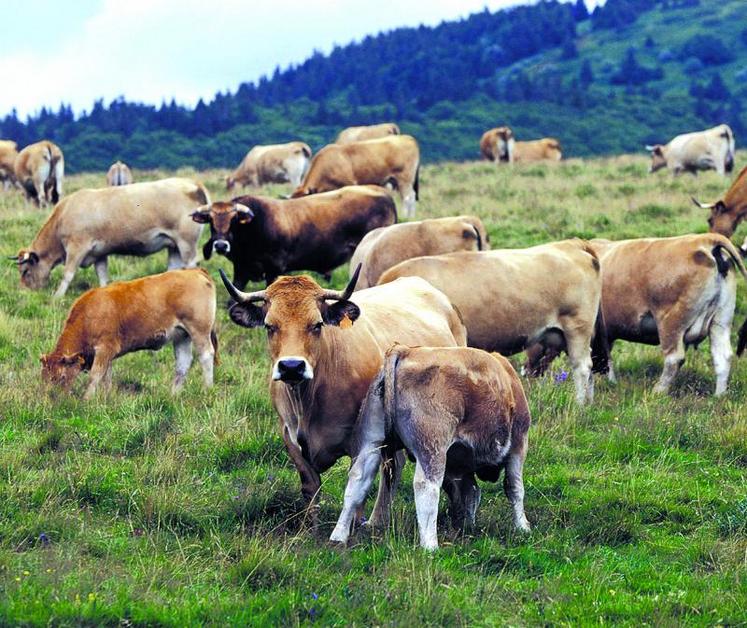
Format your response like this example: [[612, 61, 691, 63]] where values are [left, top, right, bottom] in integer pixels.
[[40, 352, 86, 388], [191, 201, 254, 258], [221, 265, 362, 385], [646, 144, 667, 173], [495, 127, 515, 162], [692, 197, 738, 237], [12, 249, 50, 290], [225, 175, 237, 191]]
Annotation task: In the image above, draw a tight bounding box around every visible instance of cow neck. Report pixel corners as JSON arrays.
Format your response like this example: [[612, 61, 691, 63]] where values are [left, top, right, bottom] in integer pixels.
[[724, 167, 747, 212], [50, 305, 91, 360], [237, 197, 274, 252], [32, 203, 66, 264]]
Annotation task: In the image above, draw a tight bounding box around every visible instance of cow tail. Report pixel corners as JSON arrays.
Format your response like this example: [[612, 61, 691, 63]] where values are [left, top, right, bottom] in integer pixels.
[[737, 318, 747, 357], [472, 224, 483, 251], [382, 344, 406, 438], [413, 164, 420, 201], [211, 329, 219, 366], [711, 239, 747, 282], [591, 300, 610, 374]]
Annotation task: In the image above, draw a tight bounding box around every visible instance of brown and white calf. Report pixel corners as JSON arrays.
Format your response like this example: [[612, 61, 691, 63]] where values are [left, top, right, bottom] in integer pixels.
[[525, 234, 747, 395], [378, 239, 608, 404], [330, 345, 531, 551], [41, 269, 217, 399]]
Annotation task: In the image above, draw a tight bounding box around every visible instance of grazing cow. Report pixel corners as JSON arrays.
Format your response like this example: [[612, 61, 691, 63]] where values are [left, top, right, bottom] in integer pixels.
[[14, 140, 64, 206], [106, 160, 134, 186], [226, 142, 312, 190], [336, 123, 400, 144], [513, 138, 562, 163], [13, 177, 208, 297], [692, 165, 747, 238], [350, 215, 489, 290], [524, 235, 747, 396], [192, 185, 396, 288], [41, 269, 217, 399], [220, 266, 467, 520], [647, 124, 735, 176], [479, 126, 515, 163], [292, 135, 420, 218], [330, 345, 531, 550], [378, 239, 607, 404], [0, 140, 18, 189]]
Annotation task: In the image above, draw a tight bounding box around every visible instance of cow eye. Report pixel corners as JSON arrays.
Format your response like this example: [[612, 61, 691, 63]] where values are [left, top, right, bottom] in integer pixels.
[[309, 321, 324, 334], [264, 323, 278, 334]]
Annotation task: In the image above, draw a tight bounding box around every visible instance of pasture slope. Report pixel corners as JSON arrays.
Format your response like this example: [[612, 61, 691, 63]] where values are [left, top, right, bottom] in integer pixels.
[[0, 156, 745, 625]]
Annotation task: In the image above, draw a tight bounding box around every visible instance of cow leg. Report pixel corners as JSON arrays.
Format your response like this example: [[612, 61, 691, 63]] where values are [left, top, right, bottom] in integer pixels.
[[172, 333, 193, 392], [84, 349, 114, 400], [461, 472, 481, 529], [709, 285, 736, 395], [282, 426, 321, 516], [400, 183, 416, 219], [54, 245, 89, 298], [413, 457, 445, 551], [330, 443, 384, 544], [94, 258, 109, 286], [503, 440, 530, 532], [175, 239, 198, 268], [367, 449, 404, 529], [654, 327, 685, 394], [563, 324, 594, 405], [191, 331, 215, 388], [442, 474, 465, 530]]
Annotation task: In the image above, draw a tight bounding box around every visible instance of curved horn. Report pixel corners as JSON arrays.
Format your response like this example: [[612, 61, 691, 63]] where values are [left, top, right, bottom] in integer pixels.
[[321, 263, 362, 301], [218, 269, 266, 303], [691, 196, 716, 210], [7, 254, 19, 260]]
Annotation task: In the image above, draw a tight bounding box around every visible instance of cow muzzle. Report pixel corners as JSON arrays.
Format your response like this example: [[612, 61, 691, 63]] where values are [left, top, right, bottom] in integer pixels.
[[213, 239, 231, 255], [273, 356, 314, 383]]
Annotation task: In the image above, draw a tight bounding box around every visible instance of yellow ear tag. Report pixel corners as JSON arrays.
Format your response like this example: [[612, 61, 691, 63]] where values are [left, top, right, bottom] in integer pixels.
[[339, 314, 353, 329]]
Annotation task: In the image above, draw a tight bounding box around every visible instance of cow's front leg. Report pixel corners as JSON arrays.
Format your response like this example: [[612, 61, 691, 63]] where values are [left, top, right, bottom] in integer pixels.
[[54, 244, 90, 298], [282, 425, 321, 520], [94, 257, 109, 286]]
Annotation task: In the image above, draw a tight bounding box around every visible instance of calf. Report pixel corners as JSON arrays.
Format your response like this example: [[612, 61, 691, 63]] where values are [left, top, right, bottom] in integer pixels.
[[14, 140, 64, 206], [193, 185, 396, 287], [350, 215, 489, 290], [525, 235, 747, 395], [41, 269, 217, 399], [378, 239, 607, 404], [330, 345, 531, 551]]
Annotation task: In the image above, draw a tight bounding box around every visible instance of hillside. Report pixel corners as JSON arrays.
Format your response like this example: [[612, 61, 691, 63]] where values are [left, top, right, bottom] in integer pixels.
[[1, 0, 746, 171], [0, 157, 745, 623]]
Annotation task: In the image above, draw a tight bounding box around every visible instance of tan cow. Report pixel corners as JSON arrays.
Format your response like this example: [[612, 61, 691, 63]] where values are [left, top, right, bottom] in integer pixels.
[[220, 266, 467, 520], [479, 126, 515, 163], [41, 269, 217, 399], [378, 239, 607, 404], [692, 165, 747, 238], [13, 177, 208, 297], [647, 124, 735, 176], [350, 215, 489, 290], [336, 123, 400, 144], [0, 140, 18, 189], [14, 140, 64, 206], [524, 235, 747, 396], [106, 160, 134, 186], [292, 135, 420, 218], [330, 345, 531, 550], [513, 138, 562, 163], [226, 141, 312, 190]]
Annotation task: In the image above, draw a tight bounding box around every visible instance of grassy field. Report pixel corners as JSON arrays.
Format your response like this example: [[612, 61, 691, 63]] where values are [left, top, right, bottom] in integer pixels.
[[0, 156, 746, 625]]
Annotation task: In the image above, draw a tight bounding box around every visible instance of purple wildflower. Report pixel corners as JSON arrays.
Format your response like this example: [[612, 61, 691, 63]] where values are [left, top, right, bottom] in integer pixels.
[[554, 371, 569, 383]]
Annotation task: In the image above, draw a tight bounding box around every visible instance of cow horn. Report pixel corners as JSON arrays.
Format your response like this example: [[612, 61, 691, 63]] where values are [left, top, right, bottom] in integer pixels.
[[644, 145, 657, 152], [321, 264, 361, 301], [218, 269, 266, 303], [691, 196, 716, 210]]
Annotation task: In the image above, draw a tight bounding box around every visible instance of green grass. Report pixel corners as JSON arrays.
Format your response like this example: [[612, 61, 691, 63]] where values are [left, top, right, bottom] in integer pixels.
[[0, 156, 746, 625]]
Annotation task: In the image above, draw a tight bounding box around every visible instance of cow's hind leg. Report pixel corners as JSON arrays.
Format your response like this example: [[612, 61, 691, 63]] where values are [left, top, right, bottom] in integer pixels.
[[172, 332, 193, 392], [562, 322, 594, 405], [190, 331, 215, 388], [710, 286, 736, 396], [654, 324, 685, 394], [175, 238, 198, 268], [503, 440, 530, 533], [94, 258, 109, 286], [413, 456, 445, 550], [368, 449, 404, 529], [461, 472, 481, 529]]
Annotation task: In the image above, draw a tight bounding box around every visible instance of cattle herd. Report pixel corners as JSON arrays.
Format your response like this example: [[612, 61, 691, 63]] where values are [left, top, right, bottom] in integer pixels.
[[3, 120, 747, 550]]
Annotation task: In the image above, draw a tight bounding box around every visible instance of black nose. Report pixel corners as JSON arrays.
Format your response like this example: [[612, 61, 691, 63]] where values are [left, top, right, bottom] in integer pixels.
[[214, 240, 229, 254], [277, 359, 306, 381]]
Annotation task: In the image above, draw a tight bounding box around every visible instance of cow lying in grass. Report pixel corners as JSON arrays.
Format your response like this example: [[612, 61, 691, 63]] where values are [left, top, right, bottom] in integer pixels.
[[330, 345, 531, 551], [41, 269, 217, 399]]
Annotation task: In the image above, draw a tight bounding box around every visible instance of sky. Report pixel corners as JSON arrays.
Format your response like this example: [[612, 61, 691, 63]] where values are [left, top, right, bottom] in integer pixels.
[[0, 0, 604, 118]]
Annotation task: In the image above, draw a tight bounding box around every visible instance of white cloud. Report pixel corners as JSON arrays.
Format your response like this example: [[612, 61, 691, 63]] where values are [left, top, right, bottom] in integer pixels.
[[0, 0, 604, 117]]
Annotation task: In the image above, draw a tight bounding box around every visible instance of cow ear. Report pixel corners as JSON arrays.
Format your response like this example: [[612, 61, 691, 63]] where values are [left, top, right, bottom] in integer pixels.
[[323, 300, 361, 327], [202, 240, 213, 261], [229, 302, 265, 328], [714, 201, 728, 215], [191, 207, 211, 224]]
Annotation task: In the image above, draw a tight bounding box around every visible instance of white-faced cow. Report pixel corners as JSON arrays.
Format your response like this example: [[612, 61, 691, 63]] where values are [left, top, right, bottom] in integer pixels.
[[647, 124, 735, 176], [226, 142, 312, 191], [193, 185, 396, 288], [336, 123, 400, 144], [330, 345, 531, 550], [42, 269, 217, 399], [524, 234, 747, 396], [292, 135, 420, 218], [13, 177, 208, 297], [220, 266, 467, 523], [350, 215, 489, 290], [377, 239, 608, 405], [14, 140, 64, 206]]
